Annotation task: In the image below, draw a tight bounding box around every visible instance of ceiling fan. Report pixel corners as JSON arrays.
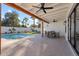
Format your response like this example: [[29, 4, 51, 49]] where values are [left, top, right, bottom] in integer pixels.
[[32, 3, 53, 14]]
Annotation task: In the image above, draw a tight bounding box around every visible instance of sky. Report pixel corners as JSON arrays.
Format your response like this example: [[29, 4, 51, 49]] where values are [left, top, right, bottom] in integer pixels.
[[1, 4, 39, 26]]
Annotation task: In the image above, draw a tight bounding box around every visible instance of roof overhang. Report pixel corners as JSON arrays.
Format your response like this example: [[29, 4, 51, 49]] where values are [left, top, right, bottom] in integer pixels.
[[5, 3, 49, 23]]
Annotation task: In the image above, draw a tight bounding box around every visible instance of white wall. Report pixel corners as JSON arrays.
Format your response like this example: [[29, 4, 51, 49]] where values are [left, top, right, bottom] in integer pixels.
[[44, 19, 65, 37], [1, 26, 32, 33]]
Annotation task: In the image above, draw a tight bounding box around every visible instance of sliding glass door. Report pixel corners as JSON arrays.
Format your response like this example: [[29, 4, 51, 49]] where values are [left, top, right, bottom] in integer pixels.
[[67, 4, 79, 55], [68, 17, 71, 42], [76, 4, 79, 54], [71, 12, 75, 47]]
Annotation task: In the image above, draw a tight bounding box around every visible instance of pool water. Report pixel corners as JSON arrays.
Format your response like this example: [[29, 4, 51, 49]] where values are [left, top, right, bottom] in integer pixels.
[[1, 33, 32, 39]]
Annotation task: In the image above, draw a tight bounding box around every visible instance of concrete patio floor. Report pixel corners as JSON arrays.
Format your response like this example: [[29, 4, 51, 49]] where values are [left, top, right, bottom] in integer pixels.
[[1, 34, 75, 56]]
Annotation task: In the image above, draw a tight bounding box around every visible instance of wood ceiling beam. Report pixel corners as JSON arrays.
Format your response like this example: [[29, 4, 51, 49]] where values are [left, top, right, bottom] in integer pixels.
[[5, 3, 49, 23]]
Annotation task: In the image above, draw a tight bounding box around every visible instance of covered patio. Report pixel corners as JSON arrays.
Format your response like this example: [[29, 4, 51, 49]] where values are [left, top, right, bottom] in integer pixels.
[[1, 3, 78, 56]]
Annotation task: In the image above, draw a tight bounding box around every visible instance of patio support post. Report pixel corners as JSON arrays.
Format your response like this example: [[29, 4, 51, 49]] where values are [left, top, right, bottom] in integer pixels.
[[33, 17, 35, 26], [0, 3, 1, 54], [32, 17, 35, 30], [41, 21, 44, 37]]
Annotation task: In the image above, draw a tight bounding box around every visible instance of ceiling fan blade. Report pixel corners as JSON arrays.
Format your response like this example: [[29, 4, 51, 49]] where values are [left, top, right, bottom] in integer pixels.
[[44, 7, 53, 9], [43, 9, 46, 13], [41, 3, 45, 7], [36, 8, 41, 13], [32, 6, 40, 8]]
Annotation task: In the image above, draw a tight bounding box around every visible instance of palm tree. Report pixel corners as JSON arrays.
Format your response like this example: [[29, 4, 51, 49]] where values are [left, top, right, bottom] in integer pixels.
[[22, 17, 29, 27]]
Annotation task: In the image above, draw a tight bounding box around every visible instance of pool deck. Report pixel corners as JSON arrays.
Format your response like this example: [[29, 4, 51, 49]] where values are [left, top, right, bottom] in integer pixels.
[[1, 34, 75, 56]]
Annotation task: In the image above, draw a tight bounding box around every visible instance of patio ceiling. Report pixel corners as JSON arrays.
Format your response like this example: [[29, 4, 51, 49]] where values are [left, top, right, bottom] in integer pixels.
[[15, 3, 72, 23]]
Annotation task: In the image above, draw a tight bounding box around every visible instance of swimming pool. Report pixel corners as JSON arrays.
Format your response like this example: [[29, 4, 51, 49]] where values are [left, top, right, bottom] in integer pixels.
[[1, 33, 32, 39]]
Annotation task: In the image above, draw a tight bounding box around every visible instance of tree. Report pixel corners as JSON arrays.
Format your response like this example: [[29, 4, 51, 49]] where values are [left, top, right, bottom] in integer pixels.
[[2, 11, 20, 27], [12, 11, 20, 27], [22, 17, 29, 27], [1, 18, 5, 26]]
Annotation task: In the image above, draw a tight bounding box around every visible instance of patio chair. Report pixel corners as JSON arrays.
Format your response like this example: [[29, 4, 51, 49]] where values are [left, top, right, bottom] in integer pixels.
[[56, 32, 60, 38]]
